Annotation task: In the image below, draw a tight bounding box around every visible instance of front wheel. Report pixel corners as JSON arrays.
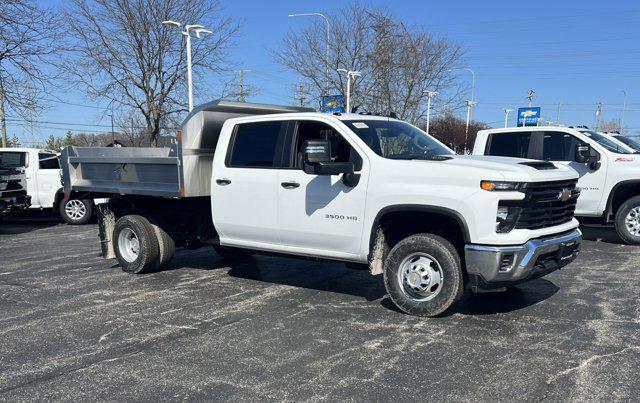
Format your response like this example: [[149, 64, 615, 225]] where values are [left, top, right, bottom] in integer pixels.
[[383, 234, 464, 317], [614, 195, 640, 244], [60, 198, 93, 225]]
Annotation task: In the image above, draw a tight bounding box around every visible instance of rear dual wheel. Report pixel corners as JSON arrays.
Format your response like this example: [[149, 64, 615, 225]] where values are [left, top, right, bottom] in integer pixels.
[[113, 215, 175, 274]]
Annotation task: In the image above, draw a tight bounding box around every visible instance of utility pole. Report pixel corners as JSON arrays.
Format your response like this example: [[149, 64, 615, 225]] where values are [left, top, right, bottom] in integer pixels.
[[463, 100, 477, 153], [621, 90, 627, 133], [424, 90, 438, 134], [526, 90, 535, 107], [336, 69, 361, 113], [236, 69, 250, 102], [110, 111, 115, 145], [294, 82, 307, 107], [0, 82, 7, 148], [162, 20, 212, 112], [595, 102, 603, 131], [288, 13, 330, 96], [503, 108, 513, 128], [556, 102, 561, 126]]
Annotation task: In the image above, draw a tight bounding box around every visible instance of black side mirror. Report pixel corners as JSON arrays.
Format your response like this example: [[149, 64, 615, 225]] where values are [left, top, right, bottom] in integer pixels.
[[302, 139, 355, 176], [574, 144, 591, 163]]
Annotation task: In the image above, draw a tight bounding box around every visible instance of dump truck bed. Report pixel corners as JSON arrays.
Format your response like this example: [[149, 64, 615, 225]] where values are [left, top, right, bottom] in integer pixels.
[[60, 100, 314, 198]]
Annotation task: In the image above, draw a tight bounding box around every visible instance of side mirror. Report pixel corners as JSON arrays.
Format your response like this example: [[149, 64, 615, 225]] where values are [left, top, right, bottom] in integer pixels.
[[302, 139, 355, 176], [574, 144, 591, 163], [574, 143, 601, 171]]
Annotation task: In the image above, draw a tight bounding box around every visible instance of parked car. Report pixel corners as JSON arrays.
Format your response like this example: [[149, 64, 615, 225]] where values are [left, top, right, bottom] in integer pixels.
[[60, 100, 582, 317], [0, 151, 30, 217], [0, 148, 94, 224], [473, 126, 640, 244]]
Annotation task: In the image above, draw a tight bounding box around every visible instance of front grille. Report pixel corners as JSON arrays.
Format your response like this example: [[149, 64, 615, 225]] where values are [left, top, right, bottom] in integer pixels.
[[510, 179, 579, 230]]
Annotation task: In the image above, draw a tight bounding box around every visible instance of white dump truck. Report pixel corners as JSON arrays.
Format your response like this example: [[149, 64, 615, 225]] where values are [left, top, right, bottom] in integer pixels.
[[60, 100, 582, 316]]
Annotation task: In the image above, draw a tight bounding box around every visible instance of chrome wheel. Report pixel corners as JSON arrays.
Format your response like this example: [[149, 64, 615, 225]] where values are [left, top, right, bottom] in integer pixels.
[[65, 199, 87, 220], [625, 206, 640, 236], [397, 252, 443, 302], [118, 228, 140, 263]]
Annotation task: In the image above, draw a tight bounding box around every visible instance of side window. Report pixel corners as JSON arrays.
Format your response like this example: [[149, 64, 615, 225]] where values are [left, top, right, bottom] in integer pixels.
[[38, 153, 60, 169], [291, 121, 362, 169], [488, 132, 531, 158], [227, 121, 285, 168], [542, 132, 580, 161]]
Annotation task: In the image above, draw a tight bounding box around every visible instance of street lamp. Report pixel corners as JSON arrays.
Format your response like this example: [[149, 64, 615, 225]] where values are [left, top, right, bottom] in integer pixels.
[[449, 68, 475, 153], [162, 20, 212, 112], [424, 90, 438, 135], [503, 108, 513, 128], [289, 13, 330, 96], [336, 69, 361, 113]]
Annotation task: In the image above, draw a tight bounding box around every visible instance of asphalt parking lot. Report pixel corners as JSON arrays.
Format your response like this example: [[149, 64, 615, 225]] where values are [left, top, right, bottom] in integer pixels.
[[1, 215, 639, 401]]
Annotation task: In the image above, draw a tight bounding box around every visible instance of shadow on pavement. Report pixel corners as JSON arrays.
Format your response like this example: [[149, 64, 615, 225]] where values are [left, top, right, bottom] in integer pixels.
[[0, 210, 61, 235], [379, 278, 559, 317], [579, 224, 624, 244]]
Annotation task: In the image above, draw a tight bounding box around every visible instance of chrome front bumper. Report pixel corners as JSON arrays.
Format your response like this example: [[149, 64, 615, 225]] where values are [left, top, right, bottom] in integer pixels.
[[464, 229, 582, 291]]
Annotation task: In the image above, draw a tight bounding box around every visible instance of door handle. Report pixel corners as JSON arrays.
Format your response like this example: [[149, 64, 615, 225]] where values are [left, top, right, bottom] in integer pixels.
[[281, 181, 300, 189], [216, 178, 231, 186]]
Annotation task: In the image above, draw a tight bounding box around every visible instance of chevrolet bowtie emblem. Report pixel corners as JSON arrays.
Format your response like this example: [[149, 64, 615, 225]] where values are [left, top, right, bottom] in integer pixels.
[[558, 189, 571, 202]]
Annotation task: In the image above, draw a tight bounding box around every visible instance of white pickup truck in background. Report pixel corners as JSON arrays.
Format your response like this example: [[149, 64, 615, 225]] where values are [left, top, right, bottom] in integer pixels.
[[0, 148, 95, 224], [0, 151, 30, 217], [474, 126, 640, 244], [60, 100, 583, 317]]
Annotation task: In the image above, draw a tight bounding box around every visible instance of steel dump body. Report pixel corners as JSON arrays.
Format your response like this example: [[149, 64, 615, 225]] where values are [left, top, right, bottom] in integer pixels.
[[60, 100, 313, 198]]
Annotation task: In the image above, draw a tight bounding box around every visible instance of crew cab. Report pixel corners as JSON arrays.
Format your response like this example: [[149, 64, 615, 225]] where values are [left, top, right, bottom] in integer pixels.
[[473, 126, 640, 244], [0, 148, 95, 224], [0, 151, 30, 217], [60, 100, 582, 317]]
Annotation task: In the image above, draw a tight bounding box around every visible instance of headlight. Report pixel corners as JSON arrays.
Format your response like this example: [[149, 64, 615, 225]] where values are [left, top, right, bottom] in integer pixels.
[[481, 180, 522, 191], [496, 205, 521, 233]]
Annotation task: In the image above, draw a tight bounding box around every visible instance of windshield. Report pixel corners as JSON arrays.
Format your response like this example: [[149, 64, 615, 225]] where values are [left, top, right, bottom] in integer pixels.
[[579, 130, 634, 154], [614, 135, 640, 152], [343, 119, 453, 160], [0, 152, 27, 169]]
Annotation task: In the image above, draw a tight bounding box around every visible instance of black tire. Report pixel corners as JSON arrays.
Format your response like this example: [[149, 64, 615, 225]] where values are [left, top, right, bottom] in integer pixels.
[[59, 198, 93, 225], [113, 215, 161, 274], [614, 195, 640, 245], [212, 244, 253, 260], [150, 222, 175, 267], [383, 234, 464, 317]]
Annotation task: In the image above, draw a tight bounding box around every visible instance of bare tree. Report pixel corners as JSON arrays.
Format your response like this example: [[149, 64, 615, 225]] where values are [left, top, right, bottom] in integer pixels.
[[429, 111, 489, 154], [276, 3, 465, 124], [0, 0, 62, 147], [63, 0, 238, 145]]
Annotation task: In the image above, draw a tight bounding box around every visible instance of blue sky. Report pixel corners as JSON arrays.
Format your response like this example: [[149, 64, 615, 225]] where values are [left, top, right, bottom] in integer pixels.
[[8, 0, 640, 145]]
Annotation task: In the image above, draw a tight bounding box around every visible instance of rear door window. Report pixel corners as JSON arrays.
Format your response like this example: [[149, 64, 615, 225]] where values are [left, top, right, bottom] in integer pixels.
[[38, 153, 60, 169], [487, 132, 532, 158], [227, 121, 287, 168]]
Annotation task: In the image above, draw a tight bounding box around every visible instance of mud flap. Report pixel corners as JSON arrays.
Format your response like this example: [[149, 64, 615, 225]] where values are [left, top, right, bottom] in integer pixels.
[[97, 204, 116, 259]]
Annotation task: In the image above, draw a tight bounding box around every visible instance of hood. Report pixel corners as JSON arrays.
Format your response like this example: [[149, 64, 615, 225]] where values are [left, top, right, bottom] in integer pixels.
[[443, 155, 579, 182]]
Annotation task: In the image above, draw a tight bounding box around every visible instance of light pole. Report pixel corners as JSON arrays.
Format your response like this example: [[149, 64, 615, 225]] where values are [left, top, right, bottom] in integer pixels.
[[595, 102, 603, 131], [162, 20, 212, 112], [336, 69, 361, 113], [449, 68, 475, 153], [503, 108, 513, 128], [621, 90, 627, 132], [463, 100, 477, 153], [424, 90, 437, 134], [289, 13, 330, 96]]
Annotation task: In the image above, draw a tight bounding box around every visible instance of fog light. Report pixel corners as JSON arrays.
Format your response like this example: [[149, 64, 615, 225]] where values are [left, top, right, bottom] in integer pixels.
[[496, 205, 521, 233]]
